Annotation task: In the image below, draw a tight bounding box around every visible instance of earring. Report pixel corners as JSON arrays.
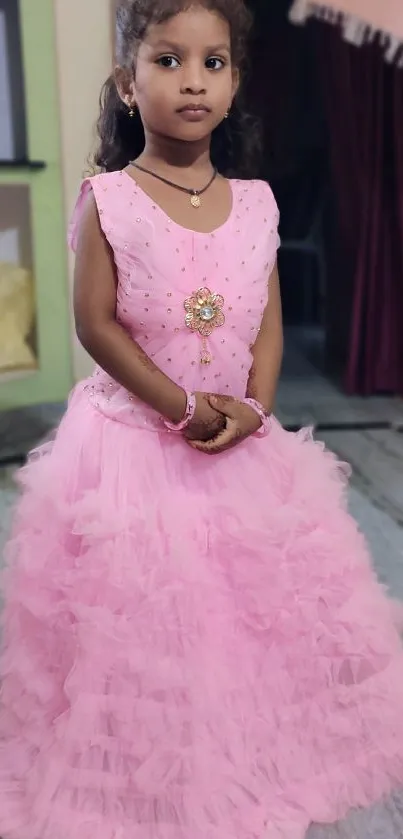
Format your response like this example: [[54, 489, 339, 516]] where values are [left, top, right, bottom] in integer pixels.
[[224, 109, 230, 119], [128, 102, 136, 118]]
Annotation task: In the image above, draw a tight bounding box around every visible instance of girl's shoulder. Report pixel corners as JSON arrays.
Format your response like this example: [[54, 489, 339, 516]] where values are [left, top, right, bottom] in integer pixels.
[[76, 169, 130, 199], [231, 178, 279, 225], [68, 170, 130, 252], [231, 177, 277, 200], [80, 169, 128, 195]]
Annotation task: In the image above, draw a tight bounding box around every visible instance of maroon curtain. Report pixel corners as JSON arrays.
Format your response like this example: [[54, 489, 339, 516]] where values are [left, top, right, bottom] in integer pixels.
[[393, 69, 403, 392], [317, 27, 403, 394]]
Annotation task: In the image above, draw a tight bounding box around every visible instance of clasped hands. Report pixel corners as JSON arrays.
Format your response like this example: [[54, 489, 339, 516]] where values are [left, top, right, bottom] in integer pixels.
[[183, 392, 261, 455]]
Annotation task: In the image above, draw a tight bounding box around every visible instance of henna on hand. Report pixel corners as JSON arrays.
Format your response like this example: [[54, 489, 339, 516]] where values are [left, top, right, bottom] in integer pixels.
[[187, 395, 260, 454], [183, 392, 226, 442], [184, 415, 226, 442]]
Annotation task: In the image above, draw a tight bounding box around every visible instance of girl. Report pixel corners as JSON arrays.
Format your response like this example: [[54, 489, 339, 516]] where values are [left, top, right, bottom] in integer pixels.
[[0, 2, 403, 838]]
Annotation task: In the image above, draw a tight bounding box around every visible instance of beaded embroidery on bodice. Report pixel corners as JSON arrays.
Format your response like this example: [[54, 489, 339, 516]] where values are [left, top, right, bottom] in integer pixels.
[[69, 171, 280, 432]]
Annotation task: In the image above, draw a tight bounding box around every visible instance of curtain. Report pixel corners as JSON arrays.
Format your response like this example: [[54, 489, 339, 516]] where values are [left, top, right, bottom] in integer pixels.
[[392, 67, 403, 394], [290, 0, 403, 64], [317, 26, 403, 394]]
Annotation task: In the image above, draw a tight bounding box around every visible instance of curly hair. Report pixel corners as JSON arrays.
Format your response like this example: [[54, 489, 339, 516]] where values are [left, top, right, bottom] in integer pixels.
[[94, 0, 262, 178]]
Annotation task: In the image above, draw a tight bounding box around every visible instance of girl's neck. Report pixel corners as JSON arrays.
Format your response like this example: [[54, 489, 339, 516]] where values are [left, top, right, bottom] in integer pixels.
[[138, 132, 213, 174]]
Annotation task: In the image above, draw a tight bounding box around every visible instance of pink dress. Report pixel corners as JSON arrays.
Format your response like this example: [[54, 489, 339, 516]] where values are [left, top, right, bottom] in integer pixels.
[[1, 171, 403, 839]]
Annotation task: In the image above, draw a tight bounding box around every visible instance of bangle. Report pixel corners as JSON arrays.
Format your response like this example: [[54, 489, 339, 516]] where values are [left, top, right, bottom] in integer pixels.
[[243, 398, 271, 437], [164, 391, 196, 432]]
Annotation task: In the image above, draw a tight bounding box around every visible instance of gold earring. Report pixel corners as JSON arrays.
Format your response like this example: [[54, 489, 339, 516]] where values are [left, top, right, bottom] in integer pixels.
[[128, 102, 136, 118]]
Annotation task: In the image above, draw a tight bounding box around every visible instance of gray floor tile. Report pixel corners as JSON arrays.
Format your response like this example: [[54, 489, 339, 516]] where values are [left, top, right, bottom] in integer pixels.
[[319, 429, 403, 526]]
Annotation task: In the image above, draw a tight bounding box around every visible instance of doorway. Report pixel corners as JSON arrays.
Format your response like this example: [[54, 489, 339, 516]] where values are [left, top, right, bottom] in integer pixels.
[[246, 0, 334, 418], [244, 1, 403, 430]]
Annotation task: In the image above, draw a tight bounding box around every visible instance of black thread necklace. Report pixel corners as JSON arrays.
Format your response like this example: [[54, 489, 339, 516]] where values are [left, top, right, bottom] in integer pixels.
[[130, 161, 217, 208]]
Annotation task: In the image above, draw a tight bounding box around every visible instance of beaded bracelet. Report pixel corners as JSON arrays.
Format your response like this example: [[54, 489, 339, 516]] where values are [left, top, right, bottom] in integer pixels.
[[243, 398, 271, 437], [164, 391, 197, 432]]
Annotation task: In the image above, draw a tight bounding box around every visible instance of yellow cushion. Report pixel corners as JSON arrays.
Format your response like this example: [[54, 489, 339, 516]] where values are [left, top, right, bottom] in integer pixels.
[[0, 262, 37, 372]]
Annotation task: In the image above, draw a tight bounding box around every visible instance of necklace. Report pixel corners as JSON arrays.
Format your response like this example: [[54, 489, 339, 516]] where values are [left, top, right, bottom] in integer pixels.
[[130, 161, 217, 208]]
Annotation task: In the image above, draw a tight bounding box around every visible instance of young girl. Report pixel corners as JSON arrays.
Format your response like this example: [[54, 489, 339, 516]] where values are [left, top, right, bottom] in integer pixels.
[[1, 2, 403, 838]]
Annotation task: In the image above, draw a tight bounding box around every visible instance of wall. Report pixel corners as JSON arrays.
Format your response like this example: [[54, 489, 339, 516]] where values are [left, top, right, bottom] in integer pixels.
[[54, 0, 112, 381], [0, 0, 74, 409]]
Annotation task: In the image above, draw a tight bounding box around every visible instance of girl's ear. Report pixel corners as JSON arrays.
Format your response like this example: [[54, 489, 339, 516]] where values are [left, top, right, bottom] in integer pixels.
[[114, 65, 135, 108]]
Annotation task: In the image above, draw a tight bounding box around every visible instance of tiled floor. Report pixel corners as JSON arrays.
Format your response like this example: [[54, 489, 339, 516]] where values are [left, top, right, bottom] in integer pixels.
[[1, 329, 403, 597], [277, 328, 403, 431], [0, 466, 17, 559]]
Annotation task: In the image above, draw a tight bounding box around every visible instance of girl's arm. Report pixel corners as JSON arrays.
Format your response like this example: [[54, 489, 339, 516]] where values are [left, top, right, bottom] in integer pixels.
[[73, 193, 224, 437], [245, 261, 283, 412]]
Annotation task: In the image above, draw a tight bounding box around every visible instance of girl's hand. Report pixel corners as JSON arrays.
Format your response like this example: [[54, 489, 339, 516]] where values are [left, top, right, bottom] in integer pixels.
[[187, 395, 261, 454], [183, 392, 226, 442]]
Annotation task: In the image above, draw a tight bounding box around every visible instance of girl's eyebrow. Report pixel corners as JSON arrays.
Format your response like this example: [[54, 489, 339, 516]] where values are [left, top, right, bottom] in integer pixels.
[[204, 43, 231, 53], [149, 39, 230, 53], [148, 40, 183, 52]]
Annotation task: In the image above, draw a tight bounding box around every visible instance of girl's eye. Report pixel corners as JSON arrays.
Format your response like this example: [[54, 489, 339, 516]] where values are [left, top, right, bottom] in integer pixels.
[[157, 55, 180, 69], [205, 57, 225, 70]]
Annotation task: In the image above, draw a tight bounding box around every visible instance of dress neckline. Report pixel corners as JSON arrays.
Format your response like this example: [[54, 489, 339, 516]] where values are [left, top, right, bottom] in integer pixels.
[[120, 168, 235, 237]]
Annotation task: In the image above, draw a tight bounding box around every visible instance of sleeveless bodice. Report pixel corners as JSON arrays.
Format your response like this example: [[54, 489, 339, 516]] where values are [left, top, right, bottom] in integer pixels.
[[69, 171, 280, 431]]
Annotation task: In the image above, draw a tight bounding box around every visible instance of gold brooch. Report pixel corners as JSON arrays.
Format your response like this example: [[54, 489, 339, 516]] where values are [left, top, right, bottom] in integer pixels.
[[184, 287, 225, 364]]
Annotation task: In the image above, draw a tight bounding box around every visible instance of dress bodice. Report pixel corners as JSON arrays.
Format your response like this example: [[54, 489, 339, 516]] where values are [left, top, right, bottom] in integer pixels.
[[69, 171, 280, 431]]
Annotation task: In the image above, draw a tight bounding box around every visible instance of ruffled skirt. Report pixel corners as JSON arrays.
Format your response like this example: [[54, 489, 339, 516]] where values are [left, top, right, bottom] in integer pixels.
[[1, 390, 403, 839]]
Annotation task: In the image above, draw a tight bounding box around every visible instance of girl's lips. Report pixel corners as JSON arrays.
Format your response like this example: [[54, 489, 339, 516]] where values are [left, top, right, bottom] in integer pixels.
[[177, 106, 211, 121], [178, 104, 210, 113]]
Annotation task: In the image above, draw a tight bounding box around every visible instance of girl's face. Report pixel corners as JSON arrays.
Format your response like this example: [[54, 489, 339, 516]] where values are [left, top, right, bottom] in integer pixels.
[[123, 6, 238, 145]]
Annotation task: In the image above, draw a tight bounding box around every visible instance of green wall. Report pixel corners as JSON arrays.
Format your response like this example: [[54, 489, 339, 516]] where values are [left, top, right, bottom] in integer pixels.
[[0, 0, 73, 410]]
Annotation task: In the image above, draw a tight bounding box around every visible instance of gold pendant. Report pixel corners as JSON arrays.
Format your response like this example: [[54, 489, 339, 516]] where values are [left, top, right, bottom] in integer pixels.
[[200, 338, 212, 364], [190, 194, 201, 208]]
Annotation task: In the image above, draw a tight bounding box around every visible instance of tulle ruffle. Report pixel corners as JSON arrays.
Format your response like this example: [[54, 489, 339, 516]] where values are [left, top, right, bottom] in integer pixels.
[[1, 395, 403, 839]]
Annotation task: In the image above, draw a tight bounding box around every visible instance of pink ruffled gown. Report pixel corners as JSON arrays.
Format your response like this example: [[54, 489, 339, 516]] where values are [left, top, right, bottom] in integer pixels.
[[1, 171, 403, 839]]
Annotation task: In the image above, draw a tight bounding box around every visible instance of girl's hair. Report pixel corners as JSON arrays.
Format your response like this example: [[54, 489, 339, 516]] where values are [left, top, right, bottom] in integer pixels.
[[94, 0, 262, 178]]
